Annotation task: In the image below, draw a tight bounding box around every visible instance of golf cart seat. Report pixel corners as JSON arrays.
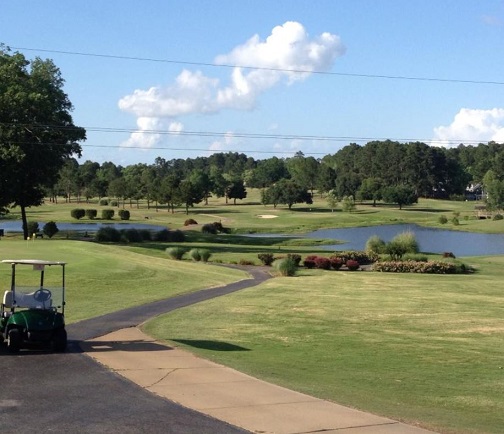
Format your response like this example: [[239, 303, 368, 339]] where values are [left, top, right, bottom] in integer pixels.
[[3, 290, 13, 308], [14, 290, 52, 309], [2, 291, 13, 318]]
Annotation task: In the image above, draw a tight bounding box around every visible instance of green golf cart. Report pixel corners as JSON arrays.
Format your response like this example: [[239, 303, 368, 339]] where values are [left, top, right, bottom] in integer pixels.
[[1, 259, 67, 353]]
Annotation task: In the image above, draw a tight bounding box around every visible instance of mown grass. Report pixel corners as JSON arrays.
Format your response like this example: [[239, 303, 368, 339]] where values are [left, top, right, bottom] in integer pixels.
[[144, 256, 504, 434], [3, 192, 503, 236], [0, 239, 248, 323]]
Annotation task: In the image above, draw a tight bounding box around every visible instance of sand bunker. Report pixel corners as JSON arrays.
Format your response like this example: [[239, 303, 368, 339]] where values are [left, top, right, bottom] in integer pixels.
[[258, 215, 278, 219]]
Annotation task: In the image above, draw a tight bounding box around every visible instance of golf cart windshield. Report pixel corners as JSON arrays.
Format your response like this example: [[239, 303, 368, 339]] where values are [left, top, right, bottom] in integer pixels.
[[2, 260, 66, 313]]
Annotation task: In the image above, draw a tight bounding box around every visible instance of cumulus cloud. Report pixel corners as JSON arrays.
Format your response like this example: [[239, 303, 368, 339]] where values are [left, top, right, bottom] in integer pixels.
[[432, 108, 504, 147], [208, 131, 237, 153], [118, 21, 345, 149]]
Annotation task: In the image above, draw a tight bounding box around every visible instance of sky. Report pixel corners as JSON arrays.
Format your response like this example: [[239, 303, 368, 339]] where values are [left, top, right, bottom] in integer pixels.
[[2, 0, 504, 166]]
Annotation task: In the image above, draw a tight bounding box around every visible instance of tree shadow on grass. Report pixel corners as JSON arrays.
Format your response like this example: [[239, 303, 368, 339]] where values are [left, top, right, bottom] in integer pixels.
[[171, 339, 250, 352]]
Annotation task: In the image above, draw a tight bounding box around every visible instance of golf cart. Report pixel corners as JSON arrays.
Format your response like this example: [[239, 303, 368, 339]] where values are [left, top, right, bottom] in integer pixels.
[[1, 259, 67, 353]]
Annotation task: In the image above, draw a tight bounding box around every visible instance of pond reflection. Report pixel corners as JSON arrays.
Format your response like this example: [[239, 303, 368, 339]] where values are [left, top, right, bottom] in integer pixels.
[[306, 224, 504, 257]]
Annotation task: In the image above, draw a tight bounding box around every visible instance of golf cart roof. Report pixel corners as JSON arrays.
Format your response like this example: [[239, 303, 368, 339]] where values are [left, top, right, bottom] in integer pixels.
[[2, 259, 66, 266]]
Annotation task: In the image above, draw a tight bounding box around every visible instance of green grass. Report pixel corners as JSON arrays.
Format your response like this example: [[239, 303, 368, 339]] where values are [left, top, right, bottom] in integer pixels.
[[143, 256, 504, 434], [2, 193, 504, 432], [3, 193, 504, 237], [0, 239, 248, 323]]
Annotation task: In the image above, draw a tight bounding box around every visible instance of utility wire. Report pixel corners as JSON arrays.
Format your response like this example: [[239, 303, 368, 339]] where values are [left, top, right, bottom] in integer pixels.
[[10, 45, 504, 86], [0, 121, 486, 147]]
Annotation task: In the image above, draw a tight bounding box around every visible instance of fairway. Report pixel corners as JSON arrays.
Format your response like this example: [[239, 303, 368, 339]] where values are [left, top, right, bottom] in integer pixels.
[[0, 239, 248, 323], [144, 256, 504, 434]]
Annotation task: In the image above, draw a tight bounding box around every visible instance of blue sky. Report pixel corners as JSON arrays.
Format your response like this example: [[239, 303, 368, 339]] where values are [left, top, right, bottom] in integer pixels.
[[2, 1, 504, 165]]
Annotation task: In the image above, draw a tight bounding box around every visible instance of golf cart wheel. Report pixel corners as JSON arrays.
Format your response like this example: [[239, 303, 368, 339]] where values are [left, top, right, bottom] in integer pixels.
[[7, 328, 21, 353], [52, 328, 67, 352]]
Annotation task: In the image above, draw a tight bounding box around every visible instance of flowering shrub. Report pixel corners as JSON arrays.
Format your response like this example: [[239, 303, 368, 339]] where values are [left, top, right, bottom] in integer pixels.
[[372, 260, 459, 274], [346, 260, 360, 271], [258, 253, 274, 266], [314, 256, 331, 270], [303, 258, 316, 269], [334, 250, 378, 264], [330, 257, 344, 270]]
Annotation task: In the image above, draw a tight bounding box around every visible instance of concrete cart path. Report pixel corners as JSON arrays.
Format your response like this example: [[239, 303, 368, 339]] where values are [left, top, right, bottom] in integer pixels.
[[82, 327, 438, 434]]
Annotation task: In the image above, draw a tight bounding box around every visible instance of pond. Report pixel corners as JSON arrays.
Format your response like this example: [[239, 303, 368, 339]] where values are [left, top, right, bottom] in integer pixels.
[[0, 221, 167, 234], [305, 224, 504, 257]]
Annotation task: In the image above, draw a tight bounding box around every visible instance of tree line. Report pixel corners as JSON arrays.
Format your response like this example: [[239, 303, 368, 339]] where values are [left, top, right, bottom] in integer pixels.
[[51, 140, 504, 212]]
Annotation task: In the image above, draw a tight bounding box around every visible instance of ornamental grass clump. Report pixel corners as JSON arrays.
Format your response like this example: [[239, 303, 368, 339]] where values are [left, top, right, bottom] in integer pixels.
[[198, 249, 212, 262], [189, 248, 202, 261], [274, 256, 297, 276], [366, 235, 386, 254], [165, 247, 186, 260], [385, 231, 419, 260]]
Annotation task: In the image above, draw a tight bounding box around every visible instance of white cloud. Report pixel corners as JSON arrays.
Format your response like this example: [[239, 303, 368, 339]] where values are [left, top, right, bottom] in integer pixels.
[[118, 21, 345, 149], [168, 121, 184, 134], [208, 131, 236, 153], [432, 108, 504, 147], [121, 117, 163, 149]]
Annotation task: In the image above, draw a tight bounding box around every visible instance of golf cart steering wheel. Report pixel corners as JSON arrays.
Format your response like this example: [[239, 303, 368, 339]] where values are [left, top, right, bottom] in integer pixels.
[[33, 288, 52, 302]]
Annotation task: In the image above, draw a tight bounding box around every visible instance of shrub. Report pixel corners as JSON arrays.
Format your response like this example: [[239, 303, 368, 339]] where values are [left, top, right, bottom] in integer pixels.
[[451, 217, 460, 225], [346, 259, 360, 271], [438, 215, 448, 224], [341, 195, 356, 212], [189, 249, 202, 261], [372, 260, 461, 274], [154, 229, 171, 242], [366, 235, 386, 254], [139, 229, 152, 241], [95, 227, 121, 242], [334, 251, 378, 264], [329, 256, 344, 270], [442, 252, 456, 258], [110, 200, 118, 207], [27, 221, 40, 237], [42, 221, 59, 239], [314, 256, 331, 270], [121, 228, 142, 243], [85, 209, 98, 220], [202, 223, 218, 234], [102, 209, 114, 220], [287, 253, 302, 266], [184, 219, 198, 226], [171, 230, 185, 242], [403, 253, 428, 262], [165, 247, 186, 260], [199, 249, 212, 262], [258, 253, 275, 266], [99, 199, 109, 206], [239, 259, 255, 266], [493, 213, 503, 221], [201, 221, 227, 234], [303, 258, 316, 269], [71, 208, 85, 220], [274, 257, 297, 276], [118, 209, 130, 221], [386, 231, 419, 260]]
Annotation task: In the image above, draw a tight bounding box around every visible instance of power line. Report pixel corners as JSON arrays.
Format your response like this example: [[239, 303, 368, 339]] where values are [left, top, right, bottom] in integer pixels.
[[0, 121, 486, 147], [9, 45, 504, 86]]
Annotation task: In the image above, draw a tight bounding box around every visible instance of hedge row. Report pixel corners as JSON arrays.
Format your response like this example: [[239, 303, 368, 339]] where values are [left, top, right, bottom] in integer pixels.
[[95, 227, 185, 243], [372, 260, 466, 274]]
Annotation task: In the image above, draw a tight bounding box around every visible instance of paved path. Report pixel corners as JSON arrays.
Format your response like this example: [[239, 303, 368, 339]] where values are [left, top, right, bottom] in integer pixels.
[[84, 327, 437, 434], [73, 264, 437, 434]]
